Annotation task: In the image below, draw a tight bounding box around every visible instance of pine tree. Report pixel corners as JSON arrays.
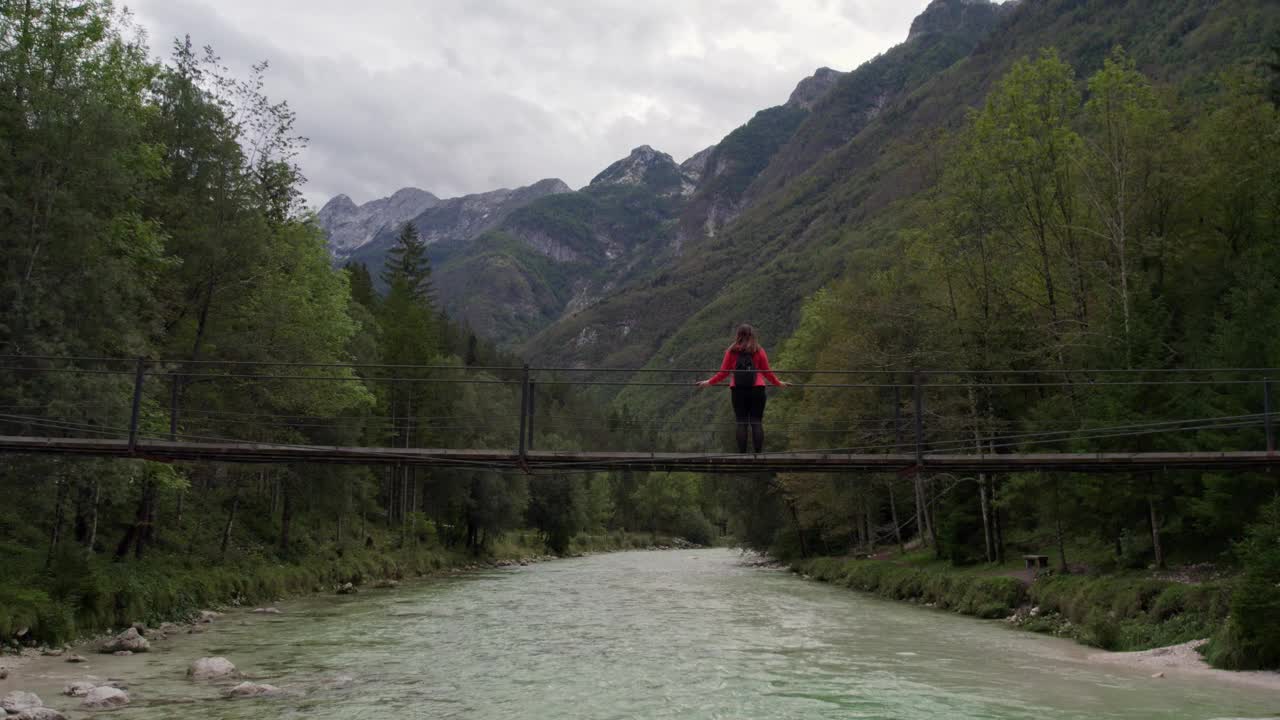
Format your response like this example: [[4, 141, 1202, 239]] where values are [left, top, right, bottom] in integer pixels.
[[381, 222, 434, 305], [345, 261, 377, 308]]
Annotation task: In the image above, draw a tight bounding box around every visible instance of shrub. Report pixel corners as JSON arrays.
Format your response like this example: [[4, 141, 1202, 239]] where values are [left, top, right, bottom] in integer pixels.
[[1205, 498, 1280, 670]]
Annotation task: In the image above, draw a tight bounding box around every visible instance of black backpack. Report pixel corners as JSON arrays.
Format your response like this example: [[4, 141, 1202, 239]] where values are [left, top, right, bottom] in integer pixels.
[[733, 350, 757, 387]]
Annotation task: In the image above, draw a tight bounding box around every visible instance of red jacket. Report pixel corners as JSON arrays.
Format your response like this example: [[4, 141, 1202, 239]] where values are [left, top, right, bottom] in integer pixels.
[[704, 348, 783, 388]]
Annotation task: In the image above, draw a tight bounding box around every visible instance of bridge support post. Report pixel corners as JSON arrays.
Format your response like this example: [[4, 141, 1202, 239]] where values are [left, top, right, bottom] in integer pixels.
[[517, 365, 530, 462], [128, 357, 147, 454], [1265, 377, 1274, 454]]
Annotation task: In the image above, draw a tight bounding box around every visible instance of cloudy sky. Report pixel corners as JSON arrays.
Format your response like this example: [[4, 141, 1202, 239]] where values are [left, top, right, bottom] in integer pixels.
[[128, 0, 934, 209]]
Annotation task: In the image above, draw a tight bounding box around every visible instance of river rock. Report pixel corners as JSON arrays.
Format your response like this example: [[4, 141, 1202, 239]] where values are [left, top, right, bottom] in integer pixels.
[[1151, 671, 1165, 679], [336, 582, 357, 595], [1, 691, 43, 713], [14, 709, 67, 720], [225, 682, 282, 698], [0, 668, 8, 680], [112, 650, 132, 657], [187, 657, 238, 680], [372, 579, 399, 589], [63, 680, 96, 697], [81, 686, 129, 709], [251, 607, 281, 614], [39, 648, 62, 657], [64, 654, 86, 663], [100, 627, 149, 653], [198, 610, 220, 623]]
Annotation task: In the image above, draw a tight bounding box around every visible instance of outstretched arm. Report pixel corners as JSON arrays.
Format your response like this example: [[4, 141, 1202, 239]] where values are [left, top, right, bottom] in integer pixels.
[[697, 350, 733, 387]]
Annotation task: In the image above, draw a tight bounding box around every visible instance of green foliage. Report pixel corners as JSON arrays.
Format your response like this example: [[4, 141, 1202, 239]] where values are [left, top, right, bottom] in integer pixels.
[[801, 557, 1027, 619], [1204, 497, 1280, 669]]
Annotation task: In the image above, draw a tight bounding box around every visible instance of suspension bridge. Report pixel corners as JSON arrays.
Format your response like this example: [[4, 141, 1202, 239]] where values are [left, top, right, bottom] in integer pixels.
[[0, 355, 1276, 475]]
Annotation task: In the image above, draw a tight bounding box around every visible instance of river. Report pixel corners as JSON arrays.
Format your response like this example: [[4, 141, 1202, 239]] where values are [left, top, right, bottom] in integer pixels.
[[6, 549, 1278, 719]]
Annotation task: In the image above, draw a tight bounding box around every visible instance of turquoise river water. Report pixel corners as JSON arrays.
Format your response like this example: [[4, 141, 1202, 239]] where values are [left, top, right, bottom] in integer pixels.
[[4, 549, 1278, 719]]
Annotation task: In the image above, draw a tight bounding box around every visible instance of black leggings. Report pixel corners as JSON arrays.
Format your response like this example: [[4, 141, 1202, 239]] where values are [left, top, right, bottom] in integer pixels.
[[730, 385, 767, 453]]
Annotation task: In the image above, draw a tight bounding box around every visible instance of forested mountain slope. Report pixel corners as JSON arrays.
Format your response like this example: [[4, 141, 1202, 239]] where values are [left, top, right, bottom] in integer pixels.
[[524, 0, 1280, 420]]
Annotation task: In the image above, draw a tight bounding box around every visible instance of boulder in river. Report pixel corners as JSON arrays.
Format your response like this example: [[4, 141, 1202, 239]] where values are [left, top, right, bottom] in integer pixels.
[[63, 680, 96, 697], [225, 682, 282, 698], [198, 610, 220, 623], [81, 686, 129, 709], [1, 691, 43, 714], [187, 657, 239, 680], [251, 607, 281, 614], [336, 582, 357, 595], [64, 654, 86, 663], [112, 650, 133, 657], [100, 627, 149, 653], [15, 709, 67, 720]]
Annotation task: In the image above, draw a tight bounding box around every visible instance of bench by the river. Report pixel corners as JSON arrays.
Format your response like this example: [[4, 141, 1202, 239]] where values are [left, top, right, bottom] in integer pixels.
[[1023, 554, 1049, 570]]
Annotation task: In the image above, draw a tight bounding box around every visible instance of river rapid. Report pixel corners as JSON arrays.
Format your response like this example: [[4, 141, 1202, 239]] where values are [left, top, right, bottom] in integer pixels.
[[5, 549, 1277, 719]]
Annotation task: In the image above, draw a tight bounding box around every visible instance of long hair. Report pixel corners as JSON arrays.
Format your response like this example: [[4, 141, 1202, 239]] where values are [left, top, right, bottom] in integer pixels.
[[728, 323, 760, 354]]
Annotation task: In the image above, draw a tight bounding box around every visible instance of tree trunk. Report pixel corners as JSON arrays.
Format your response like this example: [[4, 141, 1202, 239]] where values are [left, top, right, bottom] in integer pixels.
[[85, 477, 100, 559], [991, 477, 1005, 564], [978, 475, 994, 563], [279, 478, 293, 554], [864, 496, 875, 554], [220, 479, 241, 557], [1148, 493, 1164, 570], [787, 500, 809, 559], [1052, 475, 1068, 573], [927, 477, 941, 559], [47, 475, 67, 568], [888, 481, 904, 555], [914, 472, 929, 547]]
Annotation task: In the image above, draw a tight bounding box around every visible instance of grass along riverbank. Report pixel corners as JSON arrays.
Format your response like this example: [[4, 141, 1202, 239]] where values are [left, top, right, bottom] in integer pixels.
[[795, 555, 1231, 657], [0, 530, 691, 652]]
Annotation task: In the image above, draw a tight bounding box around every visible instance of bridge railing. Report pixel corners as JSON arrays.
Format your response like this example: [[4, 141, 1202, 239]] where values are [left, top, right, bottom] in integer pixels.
[[0, 355, 1276, 463]]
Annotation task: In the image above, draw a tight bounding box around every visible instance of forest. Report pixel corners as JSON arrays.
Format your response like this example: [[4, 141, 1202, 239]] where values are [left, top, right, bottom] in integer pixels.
[[1, 0, 1280, 675], [0, 1, 719, 650]]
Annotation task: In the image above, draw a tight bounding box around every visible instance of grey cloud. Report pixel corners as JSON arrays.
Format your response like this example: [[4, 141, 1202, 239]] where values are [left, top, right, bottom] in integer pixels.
[[129, 0, 932, 208]]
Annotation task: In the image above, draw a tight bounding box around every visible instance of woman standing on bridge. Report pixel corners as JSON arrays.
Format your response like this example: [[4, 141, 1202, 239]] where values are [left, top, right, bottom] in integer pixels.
[[697, 323, 788, 453]]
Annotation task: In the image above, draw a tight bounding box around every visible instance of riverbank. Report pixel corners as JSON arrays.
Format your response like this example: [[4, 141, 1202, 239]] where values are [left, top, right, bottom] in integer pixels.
[[0, 529, 691, 657], [796, 555, 1280, 690], [798, 556, 1243, 654]]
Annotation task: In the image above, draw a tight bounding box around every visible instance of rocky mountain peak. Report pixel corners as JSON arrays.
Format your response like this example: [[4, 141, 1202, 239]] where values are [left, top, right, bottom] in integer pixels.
[[787, 67, 846, 110], [319, 193, 357, 215], [589, 145, 684, 194], [908, 0, 1002, 42], [318, 187, 440, 259]]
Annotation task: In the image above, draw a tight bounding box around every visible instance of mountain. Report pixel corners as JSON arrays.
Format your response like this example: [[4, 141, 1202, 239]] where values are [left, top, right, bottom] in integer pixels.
[[519, 0, 1279, 422], [317, 187, 439, 259], [318, 66, 845, 345], [331, 178, 571, 278], [426, 148, 690, 341], [524, 0, 1011, 366]]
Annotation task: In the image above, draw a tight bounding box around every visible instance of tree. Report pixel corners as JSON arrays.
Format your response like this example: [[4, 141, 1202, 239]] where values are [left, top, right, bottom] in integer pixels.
[[381, 222, 434, 305]]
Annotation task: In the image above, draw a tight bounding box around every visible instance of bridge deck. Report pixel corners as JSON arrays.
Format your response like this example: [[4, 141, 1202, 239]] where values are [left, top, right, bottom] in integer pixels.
[[2, 436, 1276, 473]]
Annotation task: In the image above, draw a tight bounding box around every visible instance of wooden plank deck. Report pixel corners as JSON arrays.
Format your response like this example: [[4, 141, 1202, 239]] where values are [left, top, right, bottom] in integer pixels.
[[0, 436, 1276, 473]]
